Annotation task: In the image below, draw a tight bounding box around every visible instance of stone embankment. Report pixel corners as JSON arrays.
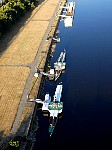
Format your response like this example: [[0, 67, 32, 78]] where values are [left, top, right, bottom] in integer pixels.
[[0, 0, 66, 149]]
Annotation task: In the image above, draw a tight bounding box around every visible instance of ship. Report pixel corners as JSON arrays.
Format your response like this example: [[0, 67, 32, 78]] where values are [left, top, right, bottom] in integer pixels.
[[54, 49, 66, 81], [34, 49, 66, 81], [48, 83, 63, 136], [64, 1, 76, 27], [27, 83, 63, 137], [58, 1, 76, 27]]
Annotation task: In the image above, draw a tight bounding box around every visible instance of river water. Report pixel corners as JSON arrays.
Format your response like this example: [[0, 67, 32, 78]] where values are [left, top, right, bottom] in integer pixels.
[[33, 0, 112, 149]]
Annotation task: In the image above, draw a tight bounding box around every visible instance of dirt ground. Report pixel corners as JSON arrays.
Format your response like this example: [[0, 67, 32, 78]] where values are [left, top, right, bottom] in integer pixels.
[[0, 66, 30, 135]]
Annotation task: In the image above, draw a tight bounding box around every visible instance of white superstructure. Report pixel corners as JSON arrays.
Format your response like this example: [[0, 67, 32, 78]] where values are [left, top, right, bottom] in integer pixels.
[[42, 94, 51, 111], [54, 85, 63, 102]]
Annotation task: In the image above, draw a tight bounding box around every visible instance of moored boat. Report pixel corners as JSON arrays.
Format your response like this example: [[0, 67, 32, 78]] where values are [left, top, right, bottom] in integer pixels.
[[27, 83, 63, 137], [54, 49, 66, 81], [58, 1, 76, 27], [64, 1, 76, 27], [34, 49, 66, 81], [48, 83, 63, 136]]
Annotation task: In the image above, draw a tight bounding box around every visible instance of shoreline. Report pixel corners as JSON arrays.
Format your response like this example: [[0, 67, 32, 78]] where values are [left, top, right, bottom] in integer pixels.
[[0, 0, 66, 149]]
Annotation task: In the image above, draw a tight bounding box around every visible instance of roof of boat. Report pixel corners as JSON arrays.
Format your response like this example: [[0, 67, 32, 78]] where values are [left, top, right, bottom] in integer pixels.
[[54, 84, 63, 102], [48, 102, 63, 110], [50, 69, 55, 74]]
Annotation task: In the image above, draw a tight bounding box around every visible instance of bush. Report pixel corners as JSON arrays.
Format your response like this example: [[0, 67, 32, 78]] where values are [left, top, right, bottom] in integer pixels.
[[0, 0, 37, 37]]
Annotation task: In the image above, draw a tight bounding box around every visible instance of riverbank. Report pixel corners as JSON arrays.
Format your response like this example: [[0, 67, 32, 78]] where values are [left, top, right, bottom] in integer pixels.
[[0, 0, 66, 149]]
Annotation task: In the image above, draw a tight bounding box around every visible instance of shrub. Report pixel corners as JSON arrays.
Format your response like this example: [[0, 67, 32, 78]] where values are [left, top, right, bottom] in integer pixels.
[[0, 0, 37, 37]]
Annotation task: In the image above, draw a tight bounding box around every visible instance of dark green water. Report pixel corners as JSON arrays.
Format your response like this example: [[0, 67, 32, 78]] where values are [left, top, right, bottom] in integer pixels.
[[34, 0, 112, 149]]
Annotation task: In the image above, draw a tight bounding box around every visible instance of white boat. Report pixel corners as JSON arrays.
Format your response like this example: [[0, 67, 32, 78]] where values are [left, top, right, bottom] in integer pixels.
[[28, 83, 63, 137], [48, 84, 63, 136], [58, 1, 76, 27], [42, 93, 51, 112], [54, 49, 66, 81], [34, 49, 66, 81], [64, 2, 76, 27]]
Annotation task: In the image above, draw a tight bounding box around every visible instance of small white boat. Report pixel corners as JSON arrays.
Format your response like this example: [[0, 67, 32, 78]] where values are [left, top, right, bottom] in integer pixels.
[[46, 35, 60, 43], [64, 2, 76, 27], [58, 1, 76, 27], [48, 83, 63, 136]]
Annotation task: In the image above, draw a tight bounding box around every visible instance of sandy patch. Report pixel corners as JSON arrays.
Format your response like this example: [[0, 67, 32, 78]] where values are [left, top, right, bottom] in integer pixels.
[[33, 0, 60, 20], [0, 66, 30, 136], [0, 21, 49, 65]]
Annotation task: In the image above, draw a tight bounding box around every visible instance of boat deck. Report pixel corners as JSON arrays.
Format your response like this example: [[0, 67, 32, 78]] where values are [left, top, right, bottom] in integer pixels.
[[66, 9, 74, 16], [65, 2, 75, 17], [48, 102, 63, 110]]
